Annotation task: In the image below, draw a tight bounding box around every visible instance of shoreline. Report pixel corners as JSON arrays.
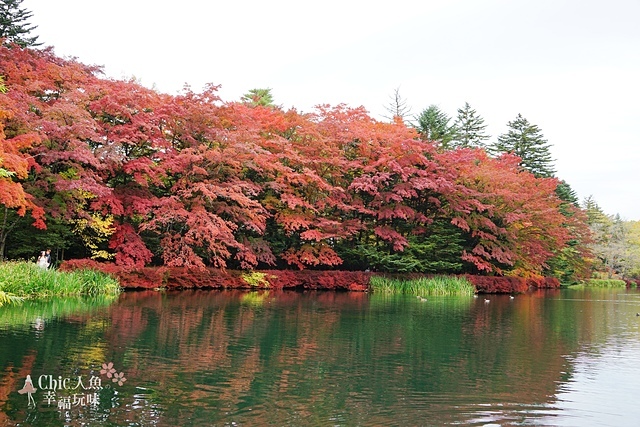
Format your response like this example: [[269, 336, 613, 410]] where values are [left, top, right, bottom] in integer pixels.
[[60, 260, 561, 294]]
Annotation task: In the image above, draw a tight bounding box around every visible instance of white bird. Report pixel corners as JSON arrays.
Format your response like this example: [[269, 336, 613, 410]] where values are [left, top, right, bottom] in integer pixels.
[[484, 299, 490, 303], [509, 295, 515, 300]]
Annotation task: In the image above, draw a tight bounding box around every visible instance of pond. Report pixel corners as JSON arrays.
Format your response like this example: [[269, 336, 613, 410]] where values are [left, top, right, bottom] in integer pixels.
[[1, 287, 640, 426]]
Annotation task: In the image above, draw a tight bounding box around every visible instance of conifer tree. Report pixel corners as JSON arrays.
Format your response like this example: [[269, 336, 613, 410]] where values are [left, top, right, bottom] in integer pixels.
[[489, 114, 555, 177], [414, 105, 456, 149], [450, 102, 489, 149], [241, 88, 275, 107], [0, 0, 40, 47]]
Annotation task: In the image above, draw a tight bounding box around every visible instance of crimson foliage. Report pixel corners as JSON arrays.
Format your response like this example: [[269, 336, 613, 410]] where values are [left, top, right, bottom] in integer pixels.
[[1, 46, 591, 278]]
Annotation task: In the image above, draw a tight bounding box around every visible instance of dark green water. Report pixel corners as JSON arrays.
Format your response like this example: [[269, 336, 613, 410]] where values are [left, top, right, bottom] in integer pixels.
[[1, 288, 640, 426]]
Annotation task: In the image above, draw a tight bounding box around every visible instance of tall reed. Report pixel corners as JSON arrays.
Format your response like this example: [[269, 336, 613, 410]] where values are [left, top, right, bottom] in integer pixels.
[[0, 261, 120, 302], [370, 275, 475, 296]]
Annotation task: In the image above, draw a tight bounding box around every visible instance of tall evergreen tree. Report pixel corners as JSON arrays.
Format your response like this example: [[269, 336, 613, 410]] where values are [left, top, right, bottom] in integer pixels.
[[450, 102, 489, 149], [555, 180, 579, 214], [489, 114, 555, 177], [0, 0, 40, 47], [582, 195, 608, 225], [414, 105, 456, 149]]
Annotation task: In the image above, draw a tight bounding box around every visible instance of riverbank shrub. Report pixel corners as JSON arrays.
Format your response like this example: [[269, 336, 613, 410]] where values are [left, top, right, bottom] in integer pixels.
[[241, 272, 273, 288], [464, 275, 560, 293], [370, 275, 475, 296], [0, 261, 121, 298], [583, 279, 626, 287], [59, 260, 372, 291]]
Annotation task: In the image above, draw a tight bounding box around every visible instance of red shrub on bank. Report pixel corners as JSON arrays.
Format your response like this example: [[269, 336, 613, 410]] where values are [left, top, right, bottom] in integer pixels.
[[263, 270, 370, 291], [59, 260, 559, 293], [59, 261, 371, 291], [464, 275, 561, 293], [532, 276, 561, 289], [465, 275, 528, 293]]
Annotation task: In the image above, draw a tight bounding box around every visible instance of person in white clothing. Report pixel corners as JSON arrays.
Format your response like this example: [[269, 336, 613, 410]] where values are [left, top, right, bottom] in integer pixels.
[[37, 251, 49, 269]]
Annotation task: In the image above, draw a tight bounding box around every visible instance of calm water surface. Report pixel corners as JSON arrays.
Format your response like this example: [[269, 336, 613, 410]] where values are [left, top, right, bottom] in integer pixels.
[[1, 288, 640, 426]]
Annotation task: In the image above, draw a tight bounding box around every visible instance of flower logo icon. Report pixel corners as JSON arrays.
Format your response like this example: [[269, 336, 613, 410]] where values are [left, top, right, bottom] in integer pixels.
[[100, 361, 127, 386], [100, 362, 117, 378], [112, 372, 127, 386]]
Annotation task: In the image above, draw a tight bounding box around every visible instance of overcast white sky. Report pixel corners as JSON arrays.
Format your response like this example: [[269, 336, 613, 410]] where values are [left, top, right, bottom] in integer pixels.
[[24, 0, 640, 220]]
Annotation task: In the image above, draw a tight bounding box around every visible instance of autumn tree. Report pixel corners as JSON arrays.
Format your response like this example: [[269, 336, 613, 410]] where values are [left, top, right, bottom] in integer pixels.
[[0, 44, 591, 277], [624, 221, 640, 278], [582, 196, 639, 279], [489, 114, 555, 178], [0, 0, 40, 47], [438, 149, 571, 275], [450, 102, 489, 149], [544, 180, 592, 283], [0, 48, 47, 259]]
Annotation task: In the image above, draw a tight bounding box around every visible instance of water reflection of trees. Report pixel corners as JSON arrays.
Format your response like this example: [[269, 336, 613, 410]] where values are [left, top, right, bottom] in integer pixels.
[[98, 290, 587, 425], [2, 288, 639, 425]]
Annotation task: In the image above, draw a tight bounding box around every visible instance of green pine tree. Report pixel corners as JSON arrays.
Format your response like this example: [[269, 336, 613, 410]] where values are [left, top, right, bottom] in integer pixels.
[[241, 88, 275, 107], [0, 0, 41, 48], [450, 102, 489, 149], [414, 105, 456, 150], [489, 114, 555, 177]]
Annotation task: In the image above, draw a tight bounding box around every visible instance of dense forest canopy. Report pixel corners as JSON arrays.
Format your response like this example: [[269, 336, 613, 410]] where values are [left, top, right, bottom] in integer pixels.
[[0, 43, 635, 281]]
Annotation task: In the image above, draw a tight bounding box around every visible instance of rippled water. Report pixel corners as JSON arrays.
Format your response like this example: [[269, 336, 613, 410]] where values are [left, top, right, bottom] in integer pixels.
[[1, 287, 640, 426]]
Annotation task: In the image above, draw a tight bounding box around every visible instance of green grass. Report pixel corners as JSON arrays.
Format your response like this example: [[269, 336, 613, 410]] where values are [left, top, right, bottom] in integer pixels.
[[581, 278, 627, 287], [370, 275, 475, 296], [0, 261, 120, 305]]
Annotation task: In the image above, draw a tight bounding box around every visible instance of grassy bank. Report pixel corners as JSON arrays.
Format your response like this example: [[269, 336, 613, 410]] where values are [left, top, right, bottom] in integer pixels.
[[0, 261, 120, 305], [584, 279, 627, 287], [370, 275, 475, 296]]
